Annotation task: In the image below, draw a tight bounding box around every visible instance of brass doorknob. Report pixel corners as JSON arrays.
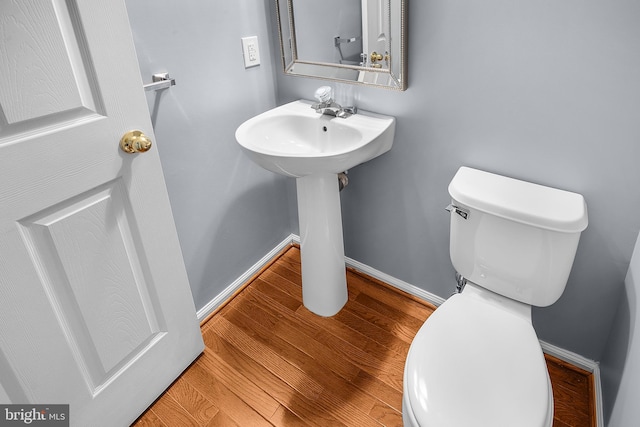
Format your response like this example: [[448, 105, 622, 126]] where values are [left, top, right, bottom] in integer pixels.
[[370, 51, 383, 63], [120, 130, 152, 154]]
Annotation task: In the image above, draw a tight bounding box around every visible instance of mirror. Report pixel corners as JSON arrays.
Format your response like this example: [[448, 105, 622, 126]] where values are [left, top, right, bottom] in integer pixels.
[[275, 0, 407, 91]]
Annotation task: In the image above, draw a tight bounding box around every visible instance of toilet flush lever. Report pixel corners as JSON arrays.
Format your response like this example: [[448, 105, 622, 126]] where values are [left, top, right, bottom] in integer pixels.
[[445, 204, 470, 220]]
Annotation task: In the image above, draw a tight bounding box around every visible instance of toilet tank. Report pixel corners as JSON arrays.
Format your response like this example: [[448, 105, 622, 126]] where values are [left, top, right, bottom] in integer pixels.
[[448, 167, 588, 307]]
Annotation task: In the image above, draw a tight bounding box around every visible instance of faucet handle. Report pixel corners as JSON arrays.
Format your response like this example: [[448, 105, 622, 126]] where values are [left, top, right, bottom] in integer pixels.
[[314, 86, 333, 103]]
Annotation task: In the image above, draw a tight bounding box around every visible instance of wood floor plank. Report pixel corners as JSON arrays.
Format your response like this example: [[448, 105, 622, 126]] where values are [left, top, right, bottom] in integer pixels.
[[335, 303, 413, 352], [165, 377, 219, 425], [247, 279, 400, 368], [346, 270, 436, 319], [147, 392, 200, 427], [277, 247, 303, 273], [268, 262, 304, 288], [269, 405, 313, 427], [203, 329, 338, 426], [222, 305, 366, 394], [234, 287, 323, 339], [252, 276, 303, 312], [196, 346, 280, 420], [547, 355, 596, 427], [351, 369, 404, 412], [223, 304, 403, 425], [205, 327, 348, 427], [236, 296, 362, 382], [208, 316, 325, 400], [312, 389, 385, 427], [281, 394, 347, 427], [354, 291, 426, 333], [131, 408, 168, 427], [293, 309, 406, 392], [205, 410, 240, 427], [245, 284, 405, 394], [552, 419, 572, 427], [137, 245, 596, 427], [368, 402, 404, 427], [293, 302, 401, 359], [181, 358, 273, 427], [546, 355, 593, 400]]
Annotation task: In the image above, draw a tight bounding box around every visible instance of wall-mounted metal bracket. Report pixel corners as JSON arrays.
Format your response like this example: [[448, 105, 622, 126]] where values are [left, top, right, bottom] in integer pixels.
[[143, 73, 176, 92], [334, 35, 361, 47]]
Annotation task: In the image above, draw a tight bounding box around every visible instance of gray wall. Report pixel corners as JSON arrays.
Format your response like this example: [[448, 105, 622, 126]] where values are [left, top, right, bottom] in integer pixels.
[[276, 0, 640, 362], [601, 232, 640, 425], [124, 0, 295, 311], [293, 0, 362, 64]]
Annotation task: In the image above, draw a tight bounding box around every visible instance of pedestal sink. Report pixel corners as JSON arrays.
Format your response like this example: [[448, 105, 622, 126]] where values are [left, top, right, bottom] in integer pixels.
[[235, 100, 395, 316]]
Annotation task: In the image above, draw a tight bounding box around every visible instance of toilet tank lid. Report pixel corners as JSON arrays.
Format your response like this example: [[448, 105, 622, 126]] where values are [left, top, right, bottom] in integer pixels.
[[448, 167, 588, 233]]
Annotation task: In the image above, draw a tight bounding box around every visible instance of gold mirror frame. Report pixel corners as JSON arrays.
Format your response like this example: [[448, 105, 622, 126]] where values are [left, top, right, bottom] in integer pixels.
[[275, 0, 408, 91]]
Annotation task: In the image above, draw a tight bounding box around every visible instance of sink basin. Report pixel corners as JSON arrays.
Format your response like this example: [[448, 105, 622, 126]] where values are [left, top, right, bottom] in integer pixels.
[[235, 100, 395, 178], [235, 99, 396, 317]]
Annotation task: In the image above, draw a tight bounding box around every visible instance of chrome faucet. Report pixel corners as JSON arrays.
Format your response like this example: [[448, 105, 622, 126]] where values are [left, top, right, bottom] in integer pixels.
[[311, 86, 357, 119]]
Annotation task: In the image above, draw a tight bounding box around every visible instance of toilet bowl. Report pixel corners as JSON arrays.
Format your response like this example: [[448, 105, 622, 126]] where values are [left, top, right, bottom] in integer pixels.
[[402, 167, 587, 427], [402, 283, 554, 427]]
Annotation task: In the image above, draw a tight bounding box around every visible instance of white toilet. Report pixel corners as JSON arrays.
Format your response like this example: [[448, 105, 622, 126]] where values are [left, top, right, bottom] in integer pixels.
[[402, 167, 588, 427]]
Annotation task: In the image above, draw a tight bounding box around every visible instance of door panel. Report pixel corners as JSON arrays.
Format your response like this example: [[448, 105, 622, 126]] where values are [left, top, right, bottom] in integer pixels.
[[18, 179, 167, 392], [0, 0, 104, 139]]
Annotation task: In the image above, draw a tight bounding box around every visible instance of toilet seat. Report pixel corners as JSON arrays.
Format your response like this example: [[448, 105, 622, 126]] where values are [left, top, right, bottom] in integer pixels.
[[404, 283, 553, 426]]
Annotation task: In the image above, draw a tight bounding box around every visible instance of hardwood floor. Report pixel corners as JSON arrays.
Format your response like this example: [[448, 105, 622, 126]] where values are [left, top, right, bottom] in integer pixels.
[[133, 246, 596, 426]]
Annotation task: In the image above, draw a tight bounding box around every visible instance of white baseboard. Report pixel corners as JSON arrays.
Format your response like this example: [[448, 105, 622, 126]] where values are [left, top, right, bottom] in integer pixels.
[[199, 234, 603, 426], [195, 233, 296, 322]]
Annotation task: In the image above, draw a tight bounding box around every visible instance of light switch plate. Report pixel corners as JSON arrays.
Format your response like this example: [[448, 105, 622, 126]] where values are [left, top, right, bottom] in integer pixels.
[[241, 36, 261, 68]]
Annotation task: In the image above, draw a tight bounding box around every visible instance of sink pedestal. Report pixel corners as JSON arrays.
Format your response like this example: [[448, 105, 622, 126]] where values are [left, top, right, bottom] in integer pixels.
[[296, 172, 348, 317]]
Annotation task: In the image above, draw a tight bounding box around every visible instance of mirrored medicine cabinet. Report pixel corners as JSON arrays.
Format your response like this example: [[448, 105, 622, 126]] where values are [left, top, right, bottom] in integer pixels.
[[275, 0, 407, 91]]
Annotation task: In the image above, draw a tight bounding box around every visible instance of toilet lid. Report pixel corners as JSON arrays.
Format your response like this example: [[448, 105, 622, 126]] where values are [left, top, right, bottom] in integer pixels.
[[405, 289, 551, 426]]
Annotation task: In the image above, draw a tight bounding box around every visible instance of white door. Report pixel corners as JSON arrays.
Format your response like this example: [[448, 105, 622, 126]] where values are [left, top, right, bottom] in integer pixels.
[[0, 1, 204, 426], [361, 0, 390, 67]]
